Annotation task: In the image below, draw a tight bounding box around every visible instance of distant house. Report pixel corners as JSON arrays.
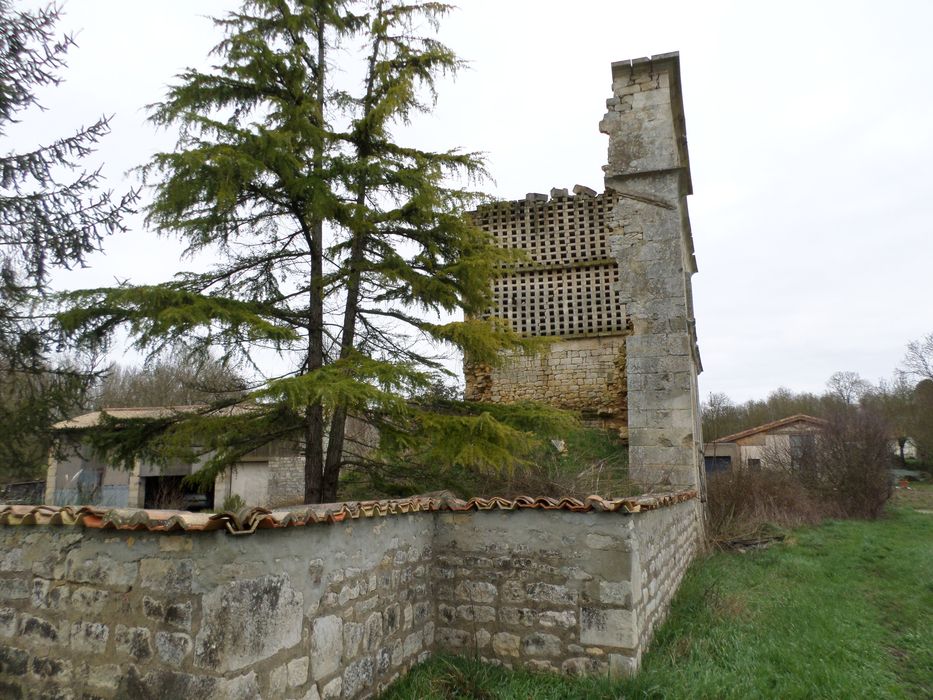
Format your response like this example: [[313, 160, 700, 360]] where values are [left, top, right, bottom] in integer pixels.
[[44, 407, 375, 510], [44, 407, 306, 510], [703, 414, 827, 473]]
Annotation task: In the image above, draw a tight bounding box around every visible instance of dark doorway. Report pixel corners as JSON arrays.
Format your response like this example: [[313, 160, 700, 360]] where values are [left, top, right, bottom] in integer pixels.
[[143, 475, 214, 511]]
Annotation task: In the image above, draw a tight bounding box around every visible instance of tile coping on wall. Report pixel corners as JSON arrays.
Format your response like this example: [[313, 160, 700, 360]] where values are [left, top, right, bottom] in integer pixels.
[[0, 489, 697, 534]]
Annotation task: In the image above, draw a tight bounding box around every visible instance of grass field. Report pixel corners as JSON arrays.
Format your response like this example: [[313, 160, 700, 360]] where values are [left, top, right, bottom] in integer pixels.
[[381, 485, 933, 699]]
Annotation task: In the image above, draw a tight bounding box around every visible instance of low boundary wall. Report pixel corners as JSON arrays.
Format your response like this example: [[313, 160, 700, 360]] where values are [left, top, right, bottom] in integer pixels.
[[0, 491, 701, 699]]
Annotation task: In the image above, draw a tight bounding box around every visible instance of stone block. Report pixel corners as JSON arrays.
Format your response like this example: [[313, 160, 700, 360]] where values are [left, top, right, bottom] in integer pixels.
[[139, 558, 194, 593], [288, 656, 310, 687], [457, 604, 496, 623], [521, 632, 562, 657], [343, 621, 363, 658], [116, 625, 153, 662], [363, 612, 383, 652], [70, 622, 108, 654], [342, 656, 373, 698], [310, 615, 343, 680], [599, 581, 634, 607], [0, 646, 28, 676], [580, 607, 637, 649], [155, 631, 191, 666], [538, 610, 576, 629], [194, 574, 303, 673], [31, 656, 72, 683], [142, 596, 192, 630], [321, 677, 341, 699], [69, 586, 109, 615], [525, 582, 576, 606], [86, 663, 121, 691], [65, 552, 137, 590], [19, 614, 64, 644], [117, 667, 259, 700], [492, 632, 520, 657], [609, 653, 639, 677], [0, 607, 16, 637], [454, 580, 497, 603]]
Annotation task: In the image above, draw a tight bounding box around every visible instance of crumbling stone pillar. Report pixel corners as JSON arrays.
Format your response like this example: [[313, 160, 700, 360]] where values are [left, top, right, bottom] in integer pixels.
[[600, 53, 703, 490]]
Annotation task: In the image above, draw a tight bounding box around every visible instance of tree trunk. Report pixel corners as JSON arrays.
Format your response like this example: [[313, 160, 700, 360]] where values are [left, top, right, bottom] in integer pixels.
[[304, 14, 329, 504], [304, 404, 325, 503], [321, 22, 383, 504]]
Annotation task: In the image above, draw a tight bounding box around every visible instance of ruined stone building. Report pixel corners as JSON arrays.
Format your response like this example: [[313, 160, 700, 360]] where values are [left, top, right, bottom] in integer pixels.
[[0, 54, 707, 700], [466, 52, 704, 490]]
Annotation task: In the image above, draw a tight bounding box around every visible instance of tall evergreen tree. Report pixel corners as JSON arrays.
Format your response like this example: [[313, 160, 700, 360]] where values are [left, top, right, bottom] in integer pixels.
[[61, 0, 567, 503], [0, 1, 136, 480]]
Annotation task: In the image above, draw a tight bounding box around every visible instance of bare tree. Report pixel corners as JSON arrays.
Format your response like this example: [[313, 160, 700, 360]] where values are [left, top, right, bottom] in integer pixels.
[[899, 332, 933, 383], [826, 371, 871, 406]]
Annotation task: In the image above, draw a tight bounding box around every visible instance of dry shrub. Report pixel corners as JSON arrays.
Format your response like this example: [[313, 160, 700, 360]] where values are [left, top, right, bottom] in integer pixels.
[[707, 407, 894, 544], [706, 469, 830, 543], [798, 408, 894, 519]]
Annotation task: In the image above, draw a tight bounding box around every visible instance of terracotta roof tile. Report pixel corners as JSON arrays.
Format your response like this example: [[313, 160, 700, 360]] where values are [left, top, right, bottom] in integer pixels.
[[0, 490, 697, 535]]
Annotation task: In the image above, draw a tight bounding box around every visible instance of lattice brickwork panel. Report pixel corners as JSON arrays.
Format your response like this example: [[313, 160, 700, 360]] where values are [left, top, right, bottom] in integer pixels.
[[473, 191, 624, 338]]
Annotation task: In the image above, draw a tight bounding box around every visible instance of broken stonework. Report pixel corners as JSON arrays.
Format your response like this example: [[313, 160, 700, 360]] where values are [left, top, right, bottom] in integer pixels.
[[466, 53, 704, 492]]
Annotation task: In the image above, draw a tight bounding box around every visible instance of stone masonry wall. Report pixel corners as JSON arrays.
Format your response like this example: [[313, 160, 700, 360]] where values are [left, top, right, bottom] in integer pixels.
[[600, 53, 704, 490], [464, 335, 628, 428], [0, 498, 700, 699], [432, 500, 701, 676], [0, 513, 435, 700], [631, 499, 703, 661]]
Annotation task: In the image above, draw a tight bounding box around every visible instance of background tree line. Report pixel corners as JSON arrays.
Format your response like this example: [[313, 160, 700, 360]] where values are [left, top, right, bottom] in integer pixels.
[[702, 333, 933, 468]]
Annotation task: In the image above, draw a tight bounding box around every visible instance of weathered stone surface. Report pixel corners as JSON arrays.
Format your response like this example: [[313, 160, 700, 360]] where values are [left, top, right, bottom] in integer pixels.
[[117, 667, 259, 700], [0, 607, 16, 637], [342, 657, 373, 698], [310, 615, 343, 680], [455, 580, 496, 603], [155, 631, 191, 666], [0, 448, 701, 700], [70, 622, 108, 654], [342, 620, 363, 658], [492, 632, 520, 657], [69, 586, 108, 615], [522, 632, 562, 657], [194, 574, 303, 672], [30, 656, 72, 683], [65, 552, 137, 589], [288, 656, 310, 687], [116, 625, 153, 662], [19, 614, 63, 643], [139, 558, 194, 593], [142, 595, 192, 630], [321, 677, 341, 699], [0, 646, 28, 676], [580, 607, 637, 648]]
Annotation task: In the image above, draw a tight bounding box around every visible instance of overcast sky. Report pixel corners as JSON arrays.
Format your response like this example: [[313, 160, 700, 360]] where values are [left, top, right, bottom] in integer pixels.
[[16, 0, 933, 402]]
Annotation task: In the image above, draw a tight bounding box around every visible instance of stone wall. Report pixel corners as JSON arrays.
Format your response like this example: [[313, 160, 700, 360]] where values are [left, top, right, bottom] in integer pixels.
[[0, 513, 435, 700], [0, 496, 700, 699], [600, 53, 704, 490], [432, 499, 701, 676], [464, 53, 704, 494], [465, 335, 628, 429]]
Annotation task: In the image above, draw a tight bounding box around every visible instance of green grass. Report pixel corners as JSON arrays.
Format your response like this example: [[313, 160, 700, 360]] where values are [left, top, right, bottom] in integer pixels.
[[381, 499, 933, 699]]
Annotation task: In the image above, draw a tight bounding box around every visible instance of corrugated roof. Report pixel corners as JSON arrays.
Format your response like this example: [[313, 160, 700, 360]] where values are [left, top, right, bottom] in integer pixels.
[[0, 490, 698, 535], [711, 414, 827, 444]]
